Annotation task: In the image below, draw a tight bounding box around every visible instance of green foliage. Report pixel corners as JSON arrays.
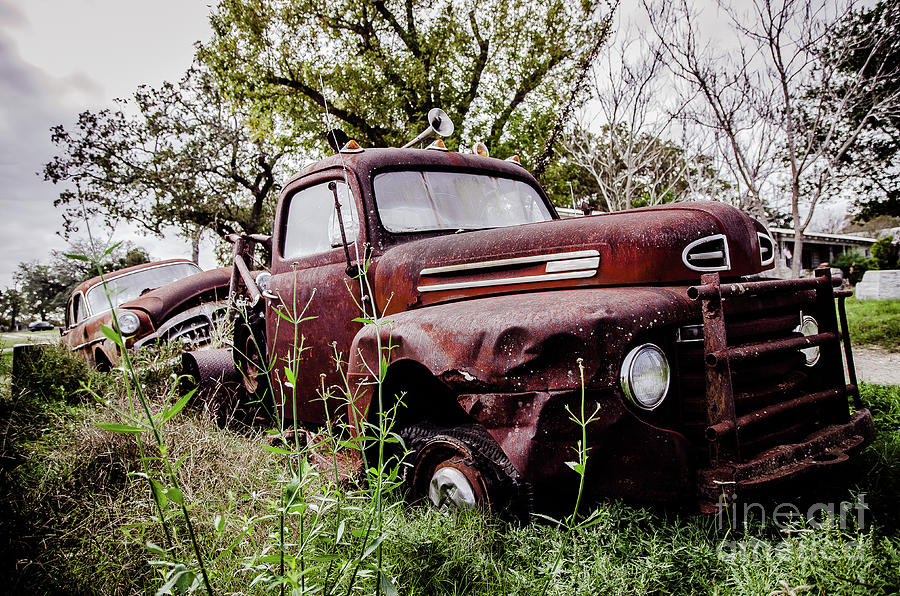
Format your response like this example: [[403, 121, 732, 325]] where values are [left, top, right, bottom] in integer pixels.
[[11, 342, 90, 404], [44, 67, 297, 242], [870, 236, 899, 269], [844, 297, 900, 352], [833, 250, 874, 285], [199, 0, 613, 163], [856, 383, 900, 531], [0, 363, 274, 594], [538, 157, 601, 209]]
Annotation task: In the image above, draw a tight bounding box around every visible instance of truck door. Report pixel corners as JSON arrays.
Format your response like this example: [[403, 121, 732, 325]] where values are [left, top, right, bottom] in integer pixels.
[[267, 172, 366, 424]]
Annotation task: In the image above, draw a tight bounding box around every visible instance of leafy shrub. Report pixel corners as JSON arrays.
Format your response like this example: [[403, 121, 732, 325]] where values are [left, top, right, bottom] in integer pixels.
[[11, 342, 89, 403], [871, 236, 899, 270], [832, 250, 873, 285]]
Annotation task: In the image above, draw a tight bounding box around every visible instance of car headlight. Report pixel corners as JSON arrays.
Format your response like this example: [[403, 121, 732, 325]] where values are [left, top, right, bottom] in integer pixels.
[[620, 343, 670, 410], [796, 315, 820, 366], [118, 311, 141, 336]]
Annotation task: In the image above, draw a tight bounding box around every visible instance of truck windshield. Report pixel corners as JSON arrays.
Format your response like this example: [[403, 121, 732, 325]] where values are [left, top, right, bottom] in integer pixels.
[[84, 262, 201, 315], [373, 170, 552, 232]]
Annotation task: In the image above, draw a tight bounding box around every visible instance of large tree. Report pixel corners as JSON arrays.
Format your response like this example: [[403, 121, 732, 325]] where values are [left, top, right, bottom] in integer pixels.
[[0, 288, 24, 330], [198, 0, 613, 164], [827, 1, 900, 221], [564, 123, 725, 212], [562, 25, 726, 212], [44, 67, 299, 248]]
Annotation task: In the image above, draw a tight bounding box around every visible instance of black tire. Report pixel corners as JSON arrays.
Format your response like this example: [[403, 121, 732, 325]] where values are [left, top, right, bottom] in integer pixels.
[[399, 422, 532, 523], [231, 303, 272, 413]]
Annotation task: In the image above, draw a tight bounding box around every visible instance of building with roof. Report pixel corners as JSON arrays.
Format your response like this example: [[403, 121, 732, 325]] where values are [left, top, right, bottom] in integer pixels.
[[769, 228, 877, 277]]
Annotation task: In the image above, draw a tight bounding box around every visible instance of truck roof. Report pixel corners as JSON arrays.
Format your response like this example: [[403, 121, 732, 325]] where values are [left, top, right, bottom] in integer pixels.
[[287, 147, 541, 187]]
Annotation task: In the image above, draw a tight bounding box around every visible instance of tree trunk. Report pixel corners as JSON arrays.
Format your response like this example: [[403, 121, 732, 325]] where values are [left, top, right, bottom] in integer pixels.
[[192, 230, 201, 265], [791, 230, 804, 279], [790, 175, 803, 279]]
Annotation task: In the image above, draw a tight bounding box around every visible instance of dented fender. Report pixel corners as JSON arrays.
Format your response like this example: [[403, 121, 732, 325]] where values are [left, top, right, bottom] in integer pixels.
[[347, 286, 700, 420]]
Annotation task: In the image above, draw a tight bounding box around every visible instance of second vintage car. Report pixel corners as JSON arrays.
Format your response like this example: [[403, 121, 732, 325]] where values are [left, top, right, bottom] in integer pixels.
[[62, 258, 231, 369]]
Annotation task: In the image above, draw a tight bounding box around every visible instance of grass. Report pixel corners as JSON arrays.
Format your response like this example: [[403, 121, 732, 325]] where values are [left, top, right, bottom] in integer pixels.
[[0, 330, 60, 371], [844, 297, 900, 352], [1, 343, 899, 594], [0, 329, 60, 350]]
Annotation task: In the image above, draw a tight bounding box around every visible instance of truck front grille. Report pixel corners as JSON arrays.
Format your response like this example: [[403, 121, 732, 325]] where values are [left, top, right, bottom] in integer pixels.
[[677, 272, 853, 465]]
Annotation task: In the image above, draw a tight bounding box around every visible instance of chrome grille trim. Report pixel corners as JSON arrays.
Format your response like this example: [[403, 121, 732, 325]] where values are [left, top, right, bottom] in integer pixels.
[[417, 270, 596, 293], [758, 232, 775, 266], [420, 249, 600, 276]]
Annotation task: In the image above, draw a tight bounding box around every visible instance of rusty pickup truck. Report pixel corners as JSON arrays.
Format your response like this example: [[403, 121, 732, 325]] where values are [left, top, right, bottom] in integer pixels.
[[62, 259, 230, 369], [186, 130, 874, 517]]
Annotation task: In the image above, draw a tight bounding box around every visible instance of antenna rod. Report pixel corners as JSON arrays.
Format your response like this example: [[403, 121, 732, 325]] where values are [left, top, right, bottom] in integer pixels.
[[329, 181, 356, 277]]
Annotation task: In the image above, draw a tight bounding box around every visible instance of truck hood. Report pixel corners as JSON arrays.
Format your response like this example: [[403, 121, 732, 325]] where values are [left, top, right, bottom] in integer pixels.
[[124, 267, 231, 324], [373, 201, 772, 314]]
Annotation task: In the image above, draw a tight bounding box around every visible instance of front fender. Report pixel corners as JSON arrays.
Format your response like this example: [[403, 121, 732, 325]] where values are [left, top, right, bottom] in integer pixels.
[[347, 286, 699, 419]]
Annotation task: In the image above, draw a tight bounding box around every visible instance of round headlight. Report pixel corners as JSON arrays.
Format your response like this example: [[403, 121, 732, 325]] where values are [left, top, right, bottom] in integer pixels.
[[796, 315, 820, 366], [118, 311, 140, 336], [620, 343, 670, 410]]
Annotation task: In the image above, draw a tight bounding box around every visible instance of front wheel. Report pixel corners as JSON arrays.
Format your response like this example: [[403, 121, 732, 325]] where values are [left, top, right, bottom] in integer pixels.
[[401, 423, 532, 522]]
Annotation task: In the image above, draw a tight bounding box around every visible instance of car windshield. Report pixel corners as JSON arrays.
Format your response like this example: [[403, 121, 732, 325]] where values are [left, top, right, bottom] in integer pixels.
[[84, 262, 201, 315], [373, 170, 552, 232]]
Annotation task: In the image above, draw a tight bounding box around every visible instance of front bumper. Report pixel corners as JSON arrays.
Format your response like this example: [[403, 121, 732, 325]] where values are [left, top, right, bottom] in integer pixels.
[[697, 408, 875, 511]]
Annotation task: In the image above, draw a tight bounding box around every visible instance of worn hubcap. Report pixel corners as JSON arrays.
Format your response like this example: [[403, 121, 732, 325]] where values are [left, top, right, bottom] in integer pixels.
[[414, 435, 489, 513], [429, 465, 478, 508]]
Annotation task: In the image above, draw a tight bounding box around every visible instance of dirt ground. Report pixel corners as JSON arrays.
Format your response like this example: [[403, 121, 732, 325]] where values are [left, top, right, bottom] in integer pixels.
[[851, 346, 900, 386]]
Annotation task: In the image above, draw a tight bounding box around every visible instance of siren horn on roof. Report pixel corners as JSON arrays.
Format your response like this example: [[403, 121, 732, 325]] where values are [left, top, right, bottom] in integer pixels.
[[401, 108, 455, 149]]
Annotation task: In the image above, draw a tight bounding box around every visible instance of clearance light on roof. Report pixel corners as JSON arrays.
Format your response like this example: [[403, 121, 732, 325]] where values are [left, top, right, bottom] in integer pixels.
[[340, 139, 363, 153], [473, 142, 490, 157], [505, 155, 522, 165], [427, 138, 449, 151]]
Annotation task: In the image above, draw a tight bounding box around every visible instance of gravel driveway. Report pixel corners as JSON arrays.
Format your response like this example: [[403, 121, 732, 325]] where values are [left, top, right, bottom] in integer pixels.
[[851, 346, 900, 387]]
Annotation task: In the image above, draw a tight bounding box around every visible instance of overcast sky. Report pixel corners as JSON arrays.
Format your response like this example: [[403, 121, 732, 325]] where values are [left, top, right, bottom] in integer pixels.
[[0, 0, 214, 290]]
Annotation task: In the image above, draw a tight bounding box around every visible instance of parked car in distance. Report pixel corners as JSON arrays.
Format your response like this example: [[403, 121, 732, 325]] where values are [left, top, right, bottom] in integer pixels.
[[61, 258, 231, 369], [28, 321, 54, 332]]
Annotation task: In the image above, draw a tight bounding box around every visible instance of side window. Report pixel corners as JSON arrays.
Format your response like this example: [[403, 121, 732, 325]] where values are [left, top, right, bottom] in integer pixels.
[[282, 180, 360, 259], [71, 293, 86, 325]]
